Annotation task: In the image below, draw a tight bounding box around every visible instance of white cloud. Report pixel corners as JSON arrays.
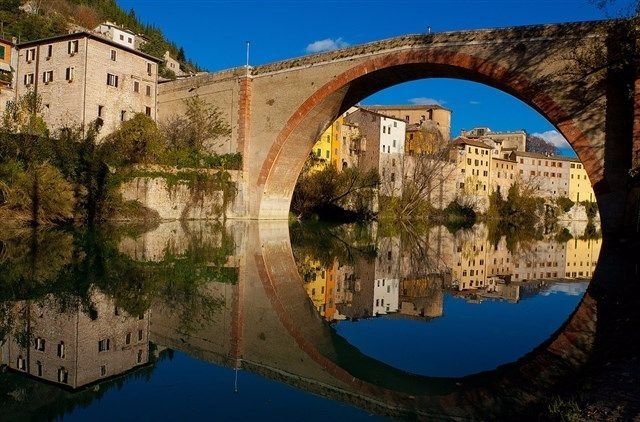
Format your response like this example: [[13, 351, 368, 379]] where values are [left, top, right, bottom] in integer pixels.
[[531, 130, 571, 150], [408, 97, 444, 106], [305, 38, 349, 53], [469, 100, 481, 105]]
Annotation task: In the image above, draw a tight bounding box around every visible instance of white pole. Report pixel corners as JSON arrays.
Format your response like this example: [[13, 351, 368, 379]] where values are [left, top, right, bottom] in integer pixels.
[[246, 41, 250, 68]]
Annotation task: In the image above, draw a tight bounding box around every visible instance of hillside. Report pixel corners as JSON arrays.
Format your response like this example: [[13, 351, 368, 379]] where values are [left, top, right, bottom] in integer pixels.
[[0, 0, 199, 78]]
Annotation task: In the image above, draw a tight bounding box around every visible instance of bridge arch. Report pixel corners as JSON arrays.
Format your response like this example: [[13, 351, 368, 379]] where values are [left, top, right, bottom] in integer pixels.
[[259, 48, 599, 218]]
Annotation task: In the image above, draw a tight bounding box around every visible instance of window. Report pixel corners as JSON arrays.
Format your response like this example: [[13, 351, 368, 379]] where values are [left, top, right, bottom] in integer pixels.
[[147, 63, 152, 75], [138, 329, 143, 341], [393, 121, 397, 127], [128, 37, 133, 44], [26, 48, 35, 62], [57, 342, 65, 358], [37, 361, 43, 376], [392, 139, 396, 148], [107, 73, 118, 87], [145, 106, 151, 116], [137, 349, 143, 363], [58, 367, 68, 383], [0, 45, 4, 60], [42, 70, 53, 83], [100, 365, 107, 377], [35, 337, 46, 351], [145, 85, 151, 96], [46, 45, 52, 59], [110, 49, 117, 61], [134, 81, 139, 92], [98, 338, 110, 352], [120, 34, 124, 41], [126, 333, 131, 345], [98, 105, 104, 117], [325, 150, 329, 159], [24, 73, 34, 86], [120, 110, 126, 121], [65, 67, 74, 82], [17, 356, 26, 371], [68, 40, 79, 55]]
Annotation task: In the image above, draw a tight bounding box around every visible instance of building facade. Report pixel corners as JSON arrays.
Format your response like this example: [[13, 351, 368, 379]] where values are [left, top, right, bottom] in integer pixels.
[[15, 32, 160, 139], [344, 107, 406, 197], [366, 104, 451, 142]]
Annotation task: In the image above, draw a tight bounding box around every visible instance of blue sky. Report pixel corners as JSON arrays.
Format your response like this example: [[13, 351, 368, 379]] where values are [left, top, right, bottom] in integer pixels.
[[116, 0, 633, 155]]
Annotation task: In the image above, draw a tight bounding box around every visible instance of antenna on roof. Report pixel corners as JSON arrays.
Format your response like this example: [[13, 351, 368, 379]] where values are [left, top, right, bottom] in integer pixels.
[[245, 41, 250, 68], [427, 26, 431, 34]]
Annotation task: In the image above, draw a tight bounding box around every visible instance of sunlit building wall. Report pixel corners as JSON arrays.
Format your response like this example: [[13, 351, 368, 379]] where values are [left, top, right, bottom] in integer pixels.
[[489, 156, 518, 199], [302, 258, 329, 314], [568, 160, 595, 203], [511, 151, 570, 198], [344, 107, 406, 197], [366, 104, 451, 142], [451, 137, 493, 211]]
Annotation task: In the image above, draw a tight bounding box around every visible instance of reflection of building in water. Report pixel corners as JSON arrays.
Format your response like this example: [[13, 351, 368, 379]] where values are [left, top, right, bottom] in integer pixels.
[[450, 225, 489, 291], [2, 289, 149, 389], [373, 236, 401, 315], [399, 276, 445, 319], [303, 258, 330, 315], [564, 238, 601, 279], [512, 241, 566, 282]]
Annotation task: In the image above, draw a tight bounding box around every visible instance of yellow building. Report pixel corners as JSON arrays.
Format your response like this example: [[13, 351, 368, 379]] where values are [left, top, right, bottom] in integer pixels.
[[302, 258, 332, 318], [568, 160, 594, 203], [451, 137, 493, 211], [310, 119, 343, 172], [405, 121, 446, 156], [564, 237, 601, 279]]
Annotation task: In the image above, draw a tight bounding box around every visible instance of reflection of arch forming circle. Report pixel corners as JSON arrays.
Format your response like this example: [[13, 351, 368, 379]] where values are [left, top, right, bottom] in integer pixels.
[[255, 238, 602, 419], [258, 48, 603, 220]]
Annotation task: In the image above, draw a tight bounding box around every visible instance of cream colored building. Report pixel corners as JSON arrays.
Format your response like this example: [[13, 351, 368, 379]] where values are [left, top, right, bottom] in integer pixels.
[[461, 127, 526, 156], [15, 32, 160, 138], [510, 151, 571, 198], [0, 36, 17, 117], [568, 159, 594, 203]]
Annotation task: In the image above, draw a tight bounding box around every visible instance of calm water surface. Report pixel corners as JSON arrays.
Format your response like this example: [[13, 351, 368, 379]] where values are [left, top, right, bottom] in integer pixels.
[[0, 220, 600, 420]]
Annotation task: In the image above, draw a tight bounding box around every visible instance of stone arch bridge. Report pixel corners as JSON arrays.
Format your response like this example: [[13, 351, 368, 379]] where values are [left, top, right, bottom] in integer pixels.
[[158, 18, 640, 237]]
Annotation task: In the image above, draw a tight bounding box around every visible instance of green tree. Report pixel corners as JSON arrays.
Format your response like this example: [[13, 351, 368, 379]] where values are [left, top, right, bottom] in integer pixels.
[[2, 91, 48, 137], [102, 113, 164, 165]]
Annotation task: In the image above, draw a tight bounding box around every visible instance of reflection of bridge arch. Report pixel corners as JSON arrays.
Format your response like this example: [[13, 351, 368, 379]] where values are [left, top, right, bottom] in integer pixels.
[[255, 224, 606, 419]]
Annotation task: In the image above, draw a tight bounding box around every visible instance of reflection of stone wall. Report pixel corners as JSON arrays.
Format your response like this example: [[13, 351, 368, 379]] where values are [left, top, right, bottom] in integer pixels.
[[118, 220, 223, 262], [399, 277, 444, 319]]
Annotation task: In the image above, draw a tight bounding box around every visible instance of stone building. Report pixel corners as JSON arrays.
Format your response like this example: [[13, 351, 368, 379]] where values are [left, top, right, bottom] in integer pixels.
[[15, 32, 161, 139], [510, 151, 571, 198], [451, 137, 493, 211], [460, 127, 526, 156], [0, 36, 17, 116], [94, 22, 144, 50], [344, 107, 406, 197], [365, 104, 451, 142]]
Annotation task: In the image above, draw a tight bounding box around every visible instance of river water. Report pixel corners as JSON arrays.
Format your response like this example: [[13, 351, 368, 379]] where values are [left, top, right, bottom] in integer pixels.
[[0, 220, 599, 420]]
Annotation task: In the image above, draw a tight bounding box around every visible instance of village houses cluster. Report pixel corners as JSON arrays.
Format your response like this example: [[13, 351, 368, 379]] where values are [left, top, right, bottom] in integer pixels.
[[310, 105, 595, 211]]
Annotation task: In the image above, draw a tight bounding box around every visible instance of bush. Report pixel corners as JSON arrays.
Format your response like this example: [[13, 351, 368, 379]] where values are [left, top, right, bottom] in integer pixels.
[[581, 201, 598, 220]]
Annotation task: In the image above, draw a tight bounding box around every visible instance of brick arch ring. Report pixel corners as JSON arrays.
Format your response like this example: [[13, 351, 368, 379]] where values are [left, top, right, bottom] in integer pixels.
[[257, 49, 601, 218]]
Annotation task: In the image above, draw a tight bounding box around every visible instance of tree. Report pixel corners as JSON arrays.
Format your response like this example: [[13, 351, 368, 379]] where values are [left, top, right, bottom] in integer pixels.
[[102, 113, 164, 165], [161, 95, 231, 154], [2, 91, 48, 137], [526, 134, 557, 155]]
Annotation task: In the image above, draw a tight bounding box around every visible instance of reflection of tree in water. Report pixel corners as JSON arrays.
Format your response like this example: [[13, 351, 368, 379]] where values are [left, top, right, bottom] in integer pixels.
[[0, 222, 236, 335], [290, 222, 377, 271]]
